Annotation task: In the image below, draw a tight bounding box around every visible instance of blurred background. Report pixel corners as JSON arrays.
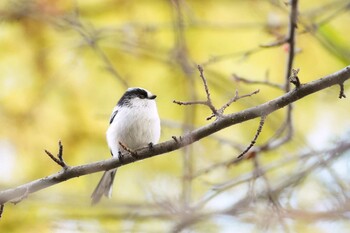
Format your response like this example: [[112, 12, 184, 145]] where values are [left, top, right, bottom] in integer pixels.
[[1, 0, 350, 232]]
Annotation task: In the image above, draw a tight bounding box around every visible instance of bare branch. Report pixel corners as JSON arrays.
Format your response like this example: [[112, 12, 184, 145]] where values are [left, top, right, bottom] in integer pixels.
[[173, 65, 222, 120], [339, 83, 346, 99], [285, 0, 299, 91], [175, 66, 260, 121], [207, 89, 260, 120], [233, 73, 284, 90], [0, 204, 4, 219], [197, 65, 217, 114], [289, 68, 301, 87], [44, 150, 61, 166], [173, 100, 208, 106], [57, 140, 64, 163], [260, 37, 288, 48], [173, 65, 219, 116], [119, 141, 138, 159], [44, 140, 68, 169], [0, 66, 349, 206], [237, 115, 267, 159]]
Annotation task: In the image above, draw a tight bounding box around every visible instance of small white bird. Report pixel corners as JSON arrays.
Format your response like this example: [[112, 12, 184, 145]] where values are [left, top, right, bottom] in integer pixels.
[[91, 87, 161, 205]]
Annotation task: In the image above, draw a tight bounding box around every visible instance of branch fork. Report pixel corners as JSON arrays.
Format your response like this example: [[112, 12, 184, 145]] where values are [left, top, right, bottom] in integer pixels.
[[289, 68, 301, 87], [174, 65, 260, 121], [339, 83, 346, 99], [44, 140, 68, 169], [119, 141, 139, 159]]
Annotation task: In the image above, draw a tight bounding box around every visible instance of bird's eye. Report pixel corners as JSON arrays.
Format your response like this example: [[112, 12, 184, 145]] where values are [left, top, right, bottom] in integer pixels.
[[138, 94, 146, 99]]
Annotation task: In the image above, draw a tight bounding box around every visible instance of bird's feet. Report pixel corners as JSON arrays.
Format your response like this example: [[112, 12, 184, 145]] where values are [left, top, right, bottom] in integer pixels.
[[118, 150, 124, 163], [148, 142, 154, 149], [118, 141, 139, 159]]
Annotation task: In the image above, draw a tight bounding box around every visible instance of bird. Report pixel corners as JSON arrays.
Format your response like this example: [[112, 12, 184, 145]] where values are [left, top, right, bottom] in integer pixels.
[[91, 87, 161, 205]]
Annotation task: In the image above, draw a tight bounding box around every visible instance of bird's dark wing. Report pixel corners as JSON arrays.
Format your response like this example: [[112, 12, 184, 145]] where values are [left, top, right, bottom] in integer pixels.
[[109, 110, 118, 124]]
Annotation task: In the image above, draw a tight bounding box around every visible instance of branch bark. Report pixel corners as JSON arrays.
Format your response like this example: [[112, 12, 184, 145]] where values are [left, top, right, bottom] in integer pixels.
[[0, 66, 349, 205]]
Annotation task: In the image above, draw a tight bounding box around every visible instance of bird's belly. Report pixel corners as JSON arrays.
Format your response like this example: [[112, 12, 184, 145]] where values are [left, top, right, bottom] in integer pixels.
[[120, 120, 157, 149], [108, 116, 160, 152]]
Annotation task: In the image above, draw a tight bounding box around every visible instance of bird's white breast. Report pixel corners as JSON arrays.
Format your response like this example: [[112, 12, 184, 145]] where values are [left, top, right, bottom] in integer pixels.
[[106, 100, 160, 156]]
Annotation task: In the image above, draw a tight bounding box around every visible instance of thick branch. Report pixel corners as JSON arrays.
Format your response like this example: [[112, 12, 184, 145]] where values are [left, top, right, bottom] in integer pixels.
[[0, 66, 349, 205]]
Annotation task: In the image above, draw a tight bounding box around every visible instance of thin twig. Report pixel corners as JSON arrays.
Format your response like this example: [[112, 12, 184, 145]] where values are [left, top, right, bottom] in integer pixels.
[[206, 89, 260, 120], [44, 150, 61, 166], [233, 74, 283, 90], [236, 115, 267, 159], [171, 136, 179, 143], [197, 65, 217, 114], [173, 100, 208, 106], [187, 121, 260, 175], [173, 65, 221, 119], [44, 140, 68, 169], [289, 68, 301, 87], [260, 37, 288, 48], [119, 141, 138, 159], [0, 204, 4, 219], [339, 83, 346, 99], [219, 89, 260, 114], [57, 140, 64, 165]]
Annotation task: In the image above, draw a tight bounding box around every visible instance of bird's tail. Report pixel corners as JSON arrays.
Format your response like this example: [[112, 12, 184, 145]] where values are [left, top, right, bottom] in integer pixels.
[[91, 168, 117, 205]]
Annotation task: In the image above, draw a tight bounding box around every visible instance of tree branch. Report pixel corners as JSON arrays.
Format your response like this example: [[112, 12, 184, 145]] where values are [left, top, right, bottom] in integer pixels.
[[236, 115, 267, 159], [0, 204, 4, 219], [173, 65, 220, 119], [260, 0, 299, 152], [44, 140, 68, 169], [0, 66, 349, 206], [232, 73, 283, 90]]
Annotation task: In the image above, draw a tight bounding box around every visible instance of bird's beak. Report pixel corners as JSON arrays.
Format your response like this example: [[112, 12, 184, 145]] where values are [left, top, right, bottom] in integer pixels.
[[149, 95, 157, 99]]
